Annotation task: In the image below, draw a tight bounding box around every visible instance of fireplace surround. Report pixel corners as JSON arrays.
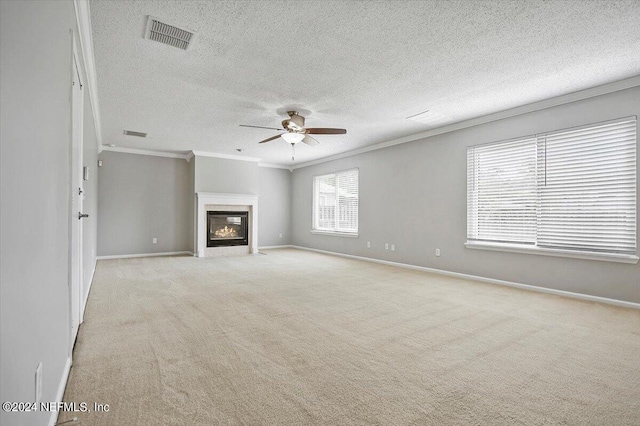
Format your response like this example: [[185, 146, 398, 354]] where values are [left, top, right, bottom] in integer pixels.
[[196, 192, 259, 257]]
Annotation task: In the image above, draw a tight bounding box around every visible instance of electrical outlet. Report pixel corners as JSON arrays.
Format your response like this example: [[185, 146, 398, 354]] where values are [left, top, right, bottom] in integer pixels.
[[391, 244, 395, 251], [435, 248, 441, 257], [279, 233, 283, 239], [152, 238, 157, 244], [385, 243, 389, 250], [367, 241, 371, 249], [35, 362, 43, 403]]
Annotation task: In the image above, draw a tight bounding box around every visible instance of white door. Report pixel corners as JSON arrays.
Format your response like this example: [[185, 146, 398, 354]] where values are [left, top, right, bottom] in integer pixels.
[[69, 48, 84, 349]]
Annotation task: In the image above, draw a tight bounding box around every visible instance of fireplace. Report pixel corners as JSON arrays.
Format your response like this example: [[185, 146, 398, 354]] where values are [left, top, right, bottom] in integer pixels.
[[207, 211, 249, 247], [196, 193, 258, 257]]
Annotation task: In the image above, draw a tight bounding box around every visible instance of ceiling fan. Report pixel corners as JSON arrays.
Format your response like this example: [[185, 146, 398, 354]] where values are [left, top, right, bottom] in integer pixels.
[[240, 111, 346, 159]]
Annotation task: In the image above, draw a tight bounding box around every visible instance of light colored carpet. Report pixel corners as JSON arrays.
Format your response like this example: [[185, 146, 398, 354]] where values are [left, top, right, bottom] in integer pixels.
[[61, 248, 640, 425]]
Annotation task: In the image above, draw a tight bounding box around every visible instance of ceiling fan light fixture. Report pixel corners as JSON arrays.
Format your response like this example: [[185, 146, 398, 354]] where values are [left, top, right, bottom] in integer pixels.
[[281, 133, 305, 144], [242, 111, 346, 150]]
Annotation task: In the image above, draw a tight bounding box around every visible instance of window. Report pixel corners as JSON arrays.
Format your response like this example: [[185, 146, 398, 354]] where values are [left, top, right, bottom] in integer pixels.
[[467, 117, 637, 262], [313, 169, 359, 235]]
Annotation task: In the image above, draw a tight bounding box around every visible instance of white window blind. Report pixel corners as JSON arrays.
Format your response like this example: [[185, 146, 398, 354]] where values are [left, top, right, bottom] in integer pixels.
[[467, 117, 637, 257], [313, 169, 359, 233], [538, 118, 636, 254], [467, 137, 538, 244]]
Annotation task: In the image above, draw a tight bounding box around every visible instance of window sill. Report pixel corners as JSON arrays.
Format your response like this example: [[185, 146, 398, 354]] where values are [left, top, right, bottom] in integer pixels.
[[465, 241, 638, 264], [311, 230, 359, 238]]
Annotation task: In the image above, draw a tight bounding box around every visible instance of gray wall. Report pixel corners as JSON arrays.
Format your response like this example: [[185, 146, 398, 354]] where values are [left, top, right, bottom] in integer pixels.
[[98, 151, 190, 256], [0, 1, 99, 425], [194, 156, 259, 194], [98, 154, 293, 255], [258, 167, 292, 246], [291, 87, 640, 303]]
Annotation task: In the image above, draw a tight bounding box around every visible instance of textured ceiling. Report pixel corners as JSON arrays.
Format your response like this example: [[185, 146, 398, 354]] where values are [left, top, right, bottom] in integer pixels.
[[90, 0, 640, 165]]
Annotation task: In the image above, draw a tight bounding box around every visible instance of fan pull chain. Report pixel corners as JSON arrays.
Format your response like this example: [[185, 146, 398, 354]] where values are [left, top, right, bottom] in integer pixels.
[[291, 143, 295, 161]]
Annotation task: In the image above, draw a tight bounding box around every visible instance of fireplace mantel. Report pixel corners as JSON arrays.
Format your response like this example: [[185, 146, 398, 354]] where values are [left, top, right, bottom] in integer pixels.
[[196, 192, 259, 257]]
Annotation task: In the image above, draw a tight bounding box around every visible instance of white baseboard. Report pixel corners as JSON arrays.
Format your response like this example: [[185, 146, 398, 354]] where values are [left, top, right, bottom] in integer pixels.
[[258, 245, 293, 250], [48, 356, 72, 426], [291, 246, 640, 310], [97, 251, 193, 260]]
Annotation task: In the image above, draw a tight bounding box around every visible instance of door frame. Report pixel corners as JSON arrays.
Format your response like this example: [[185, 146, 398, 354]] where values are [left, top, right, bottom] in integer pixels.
[[68, 32, 84, 353]]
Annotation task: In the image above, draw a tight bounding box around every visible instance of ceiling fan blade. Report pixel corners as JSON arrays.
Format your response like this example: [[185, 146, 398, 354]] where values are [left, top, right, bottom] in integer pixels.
[[240, 124, 284, 131], [305, 128, 347, 135], [302, 135, 319, 146], [258, 134, 283, 144]]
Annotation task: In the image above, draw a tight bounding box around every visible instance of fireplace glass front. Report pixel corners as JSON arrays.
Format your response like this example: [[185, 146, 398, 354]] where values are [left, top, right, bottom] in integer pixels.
[[207, 211, 249, 247]]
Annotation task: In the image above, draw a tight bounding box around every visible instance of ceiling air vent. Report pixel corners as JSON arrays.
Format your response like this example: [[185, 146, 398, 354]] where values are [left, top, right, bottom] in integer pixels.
[[406, 110, 454, 127], [123, 130, 148, 138], [144, 16, 195, 50]]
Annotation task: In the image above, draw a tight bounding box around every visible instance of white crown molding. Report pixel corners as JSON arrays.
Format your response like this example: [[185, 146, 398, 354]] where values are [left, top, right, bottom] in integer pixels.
[[258, 162, 293, 171], [292, 75, 640, 170], [191, 150, 262, 163], [73, 0, 102, 150], [99, 147, 293, 166], [101, 146, 189, 160], [291, 246, 640, 309]]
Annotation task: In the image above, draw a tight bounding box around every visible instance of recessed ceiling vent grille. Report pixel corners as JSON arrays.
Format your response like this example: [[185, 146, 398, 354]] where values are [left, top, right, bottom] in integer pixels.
[[406, 110, 454, 128], [123, 130, 148, 138], [145, 16, 195, 50]]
